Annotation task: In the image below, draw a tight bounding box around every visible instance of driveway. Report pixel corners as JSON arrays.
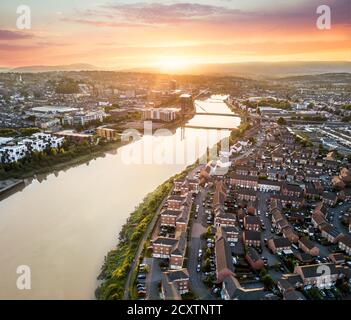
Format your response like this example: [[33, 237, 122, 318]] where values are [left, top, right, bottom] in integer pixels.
[[145, 257, 162, 300]]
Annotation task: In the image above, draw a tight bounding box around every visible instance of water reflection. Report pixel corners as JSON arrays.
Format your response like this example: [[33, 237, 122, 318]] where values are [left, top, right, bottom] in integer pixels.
[[0, 96, 240, 299]]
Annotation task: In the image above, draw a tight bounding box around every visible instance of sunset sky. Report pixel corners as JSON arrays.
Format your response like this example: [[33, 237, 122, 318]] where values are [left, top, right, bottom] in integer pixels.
[[0, 0, 350, 70]]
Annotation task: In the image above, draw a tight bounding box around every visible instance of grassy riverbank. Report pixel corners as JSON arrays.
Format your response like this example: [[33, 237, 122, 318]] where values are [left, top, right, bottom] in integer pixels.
[[95, 163, 197, 300]]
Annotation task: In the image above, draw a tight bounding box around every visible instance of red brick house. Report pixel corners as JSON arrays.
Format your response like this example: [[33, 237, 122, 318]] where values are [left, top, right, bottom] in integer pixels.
[[320, 224, 344, 244], [152, 232, 187, 270], [167, 195, 188, 210], [243, 215, 261, 231], [214, 208, 237, 227], [216, 226, 240, 244], [322, 192, 338, 206], [243, 230, 261, 247], [235, 188, 257, 202], [270, 194, 304, 208], [267, 237, 291, 254], [160, 209, 182, 227], [282, 184, 304, 197], [298, 237, 319, 256], [338, 235, 351, 255], [245, 247, 264, 270], [161, 269, 189, 299], [294, 263, 341, 289], [282, 226, 299, 243], [229, 174, 258, 190], [215, 237, 234, 283]]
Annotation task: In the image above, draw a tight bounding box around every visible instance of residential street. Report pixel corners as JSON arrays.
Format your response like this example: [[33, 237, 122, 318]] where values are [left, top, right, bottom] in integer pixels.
[[188, 185, 215, 300], [257, 191, 279, 266]]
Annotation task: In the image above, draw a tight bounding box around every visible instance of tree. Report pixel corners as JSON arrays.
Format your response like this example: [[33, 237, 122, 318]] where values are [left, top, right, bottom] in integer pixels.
[[259, 268, 267, 278], [202, 258, 211, 273], [339, 281, 350, 294], [277, 117, 287, 126], [249, 137, 256, 145], [262, 274, 274, 290], [204, 248, 212, 260], [308, 287, 321, 300]]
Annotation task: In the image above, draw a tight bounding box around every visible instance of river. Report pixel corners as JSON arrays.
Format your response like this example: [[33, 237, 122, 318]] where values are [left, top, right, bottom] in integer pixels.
[[0, 95, 240, 299]]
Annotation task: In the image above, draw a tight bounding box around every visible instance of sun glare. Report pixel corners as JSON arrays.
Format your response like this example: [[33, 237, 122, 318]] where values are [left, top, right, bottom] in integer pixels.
[[157, 57, 190, 73]]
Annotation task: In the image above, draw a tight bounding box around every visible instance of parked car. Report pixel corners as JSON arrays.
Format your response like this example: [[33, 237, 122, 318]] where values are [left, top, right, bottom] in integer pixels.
[[212, 287, 220, 295]]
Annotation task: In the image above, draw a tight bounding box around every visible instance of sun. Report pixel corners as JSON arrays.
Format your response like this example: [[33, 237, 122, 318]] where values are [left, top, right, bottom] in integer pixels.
[[156, 57, 190, 73]]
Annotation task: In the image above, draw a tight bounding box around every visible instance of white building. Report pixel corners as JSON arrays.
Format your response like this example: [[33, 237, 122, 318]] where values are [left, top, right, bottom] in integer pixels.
[[0, 145, 28, 163], [142, 108, 178, 122], [63, 110, 107, 126], [0, 133, 65, 163]]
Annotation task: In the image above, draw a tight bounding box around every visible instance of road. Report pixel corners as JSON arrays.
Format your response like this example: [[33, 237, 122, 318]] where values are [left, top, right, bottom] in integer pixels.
[[256, 191, 279, 266], [188, 185, 215, 300], [123, 187, 173, 299], [331, 202, 351, 235]]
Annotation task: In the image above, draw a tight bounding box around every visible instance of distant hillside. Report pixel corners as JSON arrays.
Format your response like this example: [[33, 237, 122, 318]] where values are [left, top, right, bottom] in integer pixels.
[[126, 61, 351, 78], [11, 63, 100, 73], [279, 72, 351, 82], [0, 67, 10, 73]]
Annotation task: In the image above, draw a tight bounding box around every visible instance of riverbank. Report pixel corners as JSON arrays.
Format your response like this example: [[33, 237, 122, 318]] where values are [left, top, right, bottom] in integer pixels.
[[95, 162, 197, 300], [0, 178, 25, 198], [0, 139, 129, 181]]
